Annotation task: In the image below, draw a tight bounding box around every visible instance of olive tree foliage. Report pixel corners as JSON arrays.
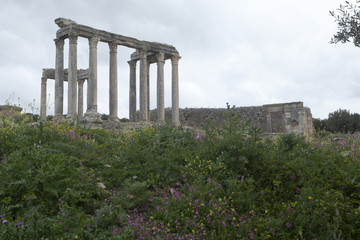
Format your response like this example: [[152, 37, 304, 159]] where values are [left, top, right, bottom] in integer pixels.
[[330, 0, 360, 46], [326, 109, 351, 133], [313, 109, 360, 133]]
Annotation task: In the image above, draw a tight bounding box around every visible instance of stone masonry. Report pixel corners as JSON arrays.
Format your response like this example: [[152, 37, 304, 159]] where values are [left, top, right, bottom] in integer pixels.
[[43, 17, 181, 128], [0, 105, 23, 118], [149, 101, 314, 137]]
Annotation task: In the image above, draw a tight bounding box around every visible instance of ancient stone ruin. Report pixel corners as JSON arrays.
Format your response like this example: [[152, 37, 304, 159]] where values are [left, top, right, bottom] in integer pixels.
[[41, 17, 180, 128], [149, 102, 314, 137], [40, 18, 314, 136], [0, 105, 23, 118]]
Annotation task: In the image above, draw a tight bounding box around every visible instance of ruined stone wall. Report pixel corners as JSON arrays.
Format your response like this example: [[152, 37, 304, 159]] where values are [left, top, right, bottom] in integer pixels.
[[149, 101, 314, 136], [0, 105, 22, 117]]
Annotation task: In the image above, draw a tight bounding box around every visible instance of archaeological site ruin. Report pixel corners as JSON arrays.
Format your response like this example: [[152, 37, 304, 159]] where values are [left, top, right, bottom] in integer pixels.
[[41, 17, 180, 128], [40, 18, 314, 136]]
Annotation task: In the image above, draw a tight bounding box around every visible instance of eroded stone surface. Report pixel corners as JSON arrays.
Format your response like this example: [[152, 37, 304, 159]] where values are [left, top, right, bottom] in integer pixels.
[[148, 102, 314, 137], [80, 110, 103, 129], [0, 105, 22, 117], [55, 18, 77, 28]]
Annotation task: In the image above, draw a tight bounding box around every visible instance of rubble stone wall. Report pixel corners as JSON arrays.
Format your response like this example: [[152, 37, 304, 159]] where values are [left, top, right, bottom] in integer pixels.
[[0, 105, 23, 117], [149, 101, 314, 136]]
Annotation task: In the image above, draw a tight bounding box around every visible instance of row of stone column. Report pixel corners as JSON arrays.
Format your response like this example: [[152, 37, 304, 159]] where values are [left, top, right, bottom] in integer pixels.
[[128, 51, 179, 124], [53, 35, 179, 125], [54, 36, 115, 124], [40, 72, 87, 121]]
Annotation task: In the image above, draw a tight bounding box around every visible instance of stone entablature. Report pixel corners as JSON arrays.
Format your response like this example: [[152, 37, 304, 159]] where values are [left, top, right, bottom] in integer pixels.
[[42, 68, 89, 81], [42, 17, 180, 128], [55, 18, 179, 56]]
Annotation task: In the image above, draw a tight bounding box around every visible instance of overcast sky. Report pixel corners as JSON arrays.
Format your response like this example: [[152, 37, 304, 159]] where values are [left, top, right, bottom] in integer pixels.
[[0, 0, 359, 119]]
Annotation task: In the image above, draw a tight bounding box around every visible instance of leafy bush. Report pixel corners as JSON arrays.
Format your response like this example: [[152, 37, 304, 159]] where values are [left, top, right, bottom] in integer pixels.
[[1, 108, 360, 239]]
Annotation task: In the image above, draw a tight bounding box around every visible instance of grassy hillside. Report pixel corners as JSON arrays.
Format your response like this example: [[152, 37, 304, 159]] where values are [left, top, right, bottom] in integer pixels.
[[1, 106, 360, 239]]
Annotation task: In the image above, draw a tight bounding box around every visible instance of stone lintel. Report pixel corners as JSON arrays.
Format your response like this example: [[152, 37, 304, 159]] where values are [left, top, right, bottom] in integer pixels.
[[55, 19, 179, 56], [263, 101, 304, 113], [42, 68, 88, 81], [130, 51, 174, 64]]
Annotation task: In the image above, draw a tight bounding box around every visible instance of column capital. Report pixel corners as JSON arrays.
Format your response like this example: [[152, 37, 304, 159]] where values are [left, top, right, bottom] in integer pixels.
[[41, 77, 47, 85], [78, 79, 85, 86], [89, 37, 100, 49], [138, 49, 147, 59], [128, 60, 137, 68], [68, 34, 78, 44], [109, 42, 118, 53], [156, 52, 165, 64], [54, 38, 64, 49], [171, 55, 180, 65]]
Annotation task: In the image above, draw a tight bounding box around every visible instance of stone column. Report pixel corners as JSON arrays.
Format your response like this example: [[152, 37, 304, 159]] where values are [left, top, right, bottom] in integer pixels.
[[171, 56, 180, 125], [67, 34, 78, 123], [40, 75, 47, 121], [128, 60, 137, 122], [298, 109, 305, 135], [77, 79, 85, 118], [139, 49, 148, 121], [284, 111, 292, 133], [54, 38, 64, 120], [266, 112, 272, 133], [82, 37, 102, 128], [87, 37, 99, 113], [109, 42, 119, 121], [147, 62, 150, 120], [156, 52, 165, 122]]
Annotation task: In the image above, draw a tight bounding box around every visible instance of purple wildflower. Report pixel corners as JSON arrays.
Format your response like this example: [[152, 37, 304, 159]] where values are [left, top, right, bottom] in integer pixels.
[[15, 222, 23, 227], [249, 230, 255, 239], [2, 220, 8, 224]]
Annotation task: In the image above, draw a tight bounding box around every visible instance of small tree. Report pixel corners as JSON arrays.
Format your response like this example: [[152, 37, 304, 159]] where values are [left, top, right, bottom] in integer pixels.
[[330, 0, 360, 46], [326, 109, 351, 133], [350, 112, 360, 133], [313, 118, 328, 132]]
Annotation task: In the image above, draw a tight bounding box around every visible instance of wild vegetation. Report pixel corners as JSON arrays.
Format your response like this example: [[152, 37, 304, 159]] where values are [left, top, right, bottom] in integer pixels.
[[313, 108, 360, 134], [1, 105, 360, 239]]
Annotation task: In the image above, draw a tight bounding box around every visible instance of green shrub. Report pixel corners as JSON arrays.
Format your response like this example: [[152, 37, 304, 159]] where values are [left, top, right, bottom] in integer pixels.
[[1, 106, 360, 239]]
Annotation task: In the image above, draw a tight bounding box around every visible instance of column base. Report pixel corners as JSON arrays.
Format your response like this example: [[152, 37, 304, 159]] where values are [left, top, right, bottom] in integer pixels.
[[53, 115, 66, 123], [109, 115, 120, 122], [81, 110, 103, 129], [157, 119, 165, 124], [66, 113, 78, 124]]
